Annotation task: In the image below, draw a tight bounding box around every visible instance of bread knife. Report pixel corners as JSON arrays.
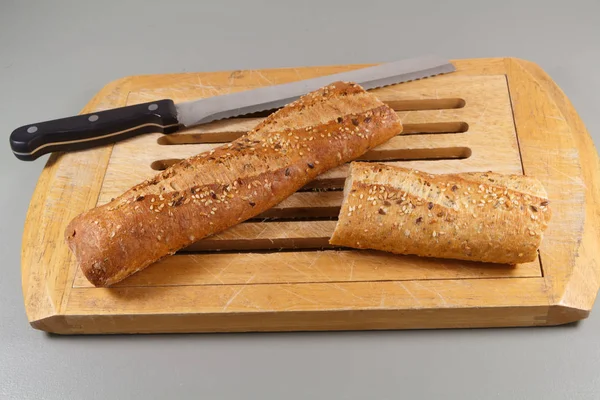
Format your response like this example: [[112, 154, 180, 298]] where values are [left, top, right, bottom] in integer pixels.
[[9, 55, 455, 161]]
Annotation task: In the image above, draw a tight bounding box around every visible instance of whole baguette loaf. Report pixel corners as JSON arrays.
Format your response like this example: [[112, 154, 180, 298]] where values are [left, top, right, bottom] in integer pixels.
[[65, 82, 403, 286], [329, 162, 551, 264]]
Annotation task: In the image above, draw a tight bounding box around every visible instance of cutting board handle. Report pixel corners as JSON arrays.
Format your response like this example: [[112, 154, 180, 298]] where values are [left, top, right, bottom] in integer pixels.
[[9, 99, 180, 161]]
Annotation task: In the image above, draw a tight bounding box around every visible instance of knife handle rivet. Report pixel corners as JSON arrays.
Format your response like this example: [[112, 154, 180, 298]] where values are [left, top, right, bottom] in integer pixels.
[[27, 126, 38, 134], [88, 115, 99, 122], [148, 103, 159, 111]]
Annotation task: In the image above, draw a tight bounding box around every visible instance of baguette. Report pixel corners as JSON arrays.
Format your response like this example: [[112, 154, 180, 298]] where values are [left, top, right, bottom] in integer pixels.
[[65, 82, 403, 286], [329, 162, 551, 264]]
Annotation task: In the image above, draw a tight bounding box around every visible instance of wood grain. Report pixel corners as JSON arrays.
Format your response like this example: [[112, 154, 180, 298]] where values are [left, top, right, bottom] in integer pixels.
[[71, 250, 541, 288], [20, 58, 600, 334], [21, 76, 131, 329], [505, 58, 600, 322]]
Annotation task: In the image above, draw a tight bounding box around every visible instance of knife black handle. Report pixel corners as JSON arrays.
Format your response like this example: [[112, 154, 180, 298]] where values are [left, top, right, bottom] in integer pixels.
[[9, 99, 180, 161]]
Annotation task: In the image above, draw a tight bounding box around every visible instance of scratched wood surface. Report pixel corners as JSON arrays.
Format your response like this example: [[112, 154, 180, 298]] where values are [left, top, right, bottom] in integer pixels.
[[20, 58, 600, 334]]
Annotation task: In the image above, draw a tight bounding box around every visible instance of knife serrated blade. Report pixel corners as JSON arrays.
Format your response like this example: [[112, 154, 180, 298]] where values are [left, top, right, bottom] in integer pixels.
[[10, 55, 454, 161], [176, 55, 454, 126]]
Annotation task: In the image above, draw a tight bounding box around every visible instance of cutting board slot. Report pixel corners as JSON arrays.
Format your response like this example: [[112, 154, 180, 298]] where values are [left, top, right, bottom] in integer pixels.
[[258, 203, 340, 219], [402, 122, 469, 135], [184, 238, 337, 252], [296, 186, 342, 193], [385, 98, 466, 111], [156, 121, 469, 145], [216, 97, 466, 120], [360, 146, 471, 161], [295, 178, 347, 191], [183, 220, 338, 252], [247, 215, 338, 222], [150, 147, 472, 171]]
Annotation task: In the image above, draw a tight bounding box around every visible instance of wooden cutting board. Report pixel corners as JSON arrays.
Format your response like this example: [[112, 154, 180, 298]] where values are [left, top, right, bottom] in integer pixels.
[[21, 57, 600, 334]]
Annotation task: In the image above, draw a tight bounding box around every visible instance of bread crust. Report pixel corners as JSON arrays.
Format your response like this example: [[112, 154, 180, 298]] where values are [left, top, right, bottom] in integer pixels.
[[65, 82, 403, 286], [330, 162, 552, 264]]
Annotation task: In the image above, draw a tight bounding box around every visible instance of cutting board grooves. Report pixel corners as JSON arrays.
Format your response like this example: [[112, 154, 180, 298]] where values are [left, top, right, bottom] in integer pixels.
[[150, 146, 472, 171], [157, 121, 470, 145]]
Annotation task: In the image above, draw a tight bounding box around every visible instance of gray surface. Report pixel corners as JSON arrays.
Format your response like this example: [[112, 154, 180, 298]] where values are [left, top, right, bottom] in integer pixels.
[[1, 0, 599, 398]]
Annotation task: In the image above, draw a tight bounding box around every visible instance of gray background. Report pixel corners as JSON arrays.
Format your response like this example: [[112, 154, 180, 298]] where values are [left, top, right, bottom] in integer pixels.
[[1, 0, 599, 398]]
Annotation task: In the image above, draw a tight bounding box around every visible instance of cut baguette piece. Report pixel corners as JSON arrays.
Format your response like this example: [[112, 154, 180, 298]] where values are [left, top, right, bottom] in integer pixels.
[[65, 82, 403, 287], [330, 162, 551, 264]]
